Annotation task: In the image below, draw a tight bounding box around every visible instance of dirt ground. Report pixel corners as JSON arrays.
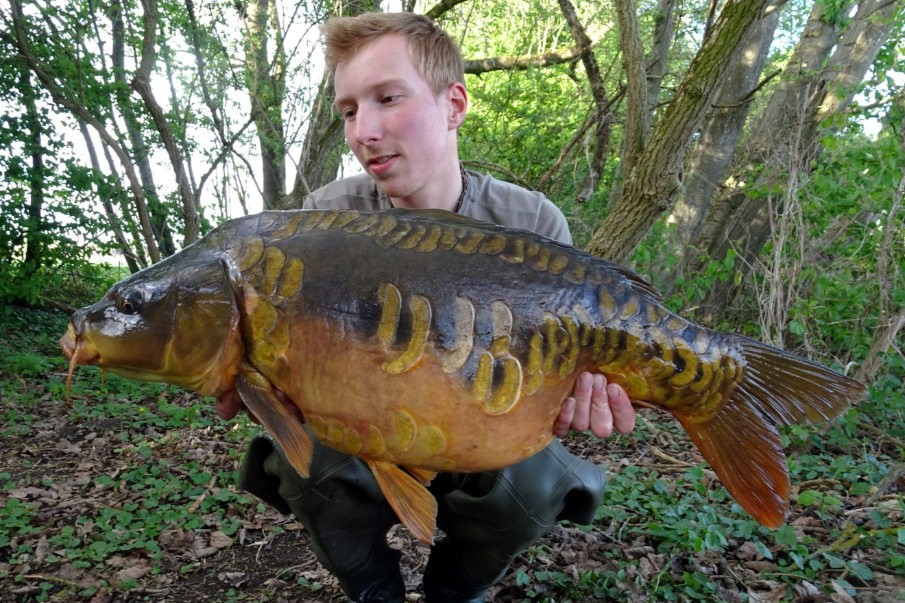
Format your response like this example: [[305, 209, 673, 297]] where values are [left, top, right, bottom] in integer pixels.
[[2, 383, 904, 602], [1, 389, 628, 602]]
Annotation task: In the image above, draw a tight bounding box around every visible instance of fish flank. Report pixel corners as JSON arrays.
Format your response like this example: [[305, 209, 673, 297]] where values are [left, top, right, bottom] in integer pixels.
[[62, 208, 868, 544]]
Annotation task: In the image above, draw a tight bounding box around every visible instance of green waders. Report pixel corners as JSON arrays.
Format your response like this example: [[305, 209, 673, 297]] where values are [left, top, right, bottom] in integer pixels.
[[239, 430, 605, 603]]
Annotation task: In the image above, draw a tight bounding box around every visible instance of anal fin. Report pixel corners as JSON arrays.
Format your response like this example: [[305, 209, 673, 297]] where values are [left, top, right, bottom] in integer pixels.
[[405, 467, 438, 485], [237, 372, 313, 478], [368, 460, 438, 545]]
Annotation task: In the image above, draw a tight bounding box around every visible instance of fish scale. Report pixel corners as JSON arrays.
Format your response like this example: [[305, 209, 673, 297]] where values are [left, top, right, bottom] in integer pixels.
[[61, 208, 866, 545]]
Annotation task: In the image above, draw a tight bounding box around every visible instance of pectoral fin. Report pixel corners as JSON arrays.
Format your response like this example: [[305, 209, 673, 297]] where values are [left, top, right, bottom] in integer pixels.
[[367, 460, 438, 545], [236, 372, 313, 478]]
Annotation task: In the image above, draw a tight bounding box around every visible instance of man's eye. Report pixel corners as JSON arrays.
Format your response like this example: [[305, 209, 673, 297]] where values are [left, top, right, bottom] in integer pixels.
[[381, 95, 398, 104], [341, 108, 356, 120]]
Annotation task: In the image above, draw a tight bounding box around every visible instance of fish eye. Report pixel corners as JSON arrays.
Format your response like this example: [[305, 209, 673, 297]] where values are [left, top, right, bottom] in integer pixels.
[[116, 290, 143, 315]]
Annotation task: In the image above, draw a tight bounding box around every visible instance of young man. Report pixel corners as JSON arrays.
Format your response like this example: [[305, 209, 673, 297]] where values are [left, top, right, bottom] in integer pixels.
[[237, 12, 636, 603]]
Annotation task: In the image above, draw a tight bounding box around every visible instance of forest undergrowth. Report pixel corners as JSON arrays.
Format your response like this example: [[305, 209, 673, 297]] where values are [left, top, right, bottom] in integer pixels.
[[1, 297, 903, 602]]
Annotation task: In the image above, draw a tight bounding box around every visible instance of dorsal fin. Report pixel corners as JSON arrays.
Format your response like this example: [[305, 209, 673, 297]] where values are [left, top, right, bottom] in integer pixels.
[[389, 208, 664, 302]]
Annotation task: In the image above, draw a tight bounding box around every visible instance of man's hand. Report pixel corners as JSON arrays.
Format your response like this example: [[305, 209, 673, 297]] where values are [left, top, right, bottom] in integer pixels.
[[553, 372, 636, 438]]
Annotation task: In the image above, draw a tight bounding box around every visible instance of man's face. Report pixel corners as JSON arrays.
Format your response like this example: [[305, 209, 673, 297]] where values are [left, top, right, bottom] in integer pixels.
[[333, 34, 465, 207]]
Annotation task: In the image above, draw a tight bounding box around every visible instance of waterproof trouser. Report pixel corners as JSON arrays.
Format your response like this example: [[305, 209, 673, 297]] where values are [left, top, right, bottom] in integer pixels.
[[239, 430, 606, 602]]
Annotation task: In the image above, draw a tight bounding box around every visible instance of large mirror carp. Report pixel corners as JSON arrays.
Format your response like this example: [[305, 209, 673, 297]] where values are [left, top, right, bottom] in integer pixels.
[[60, 209, 866, 544]]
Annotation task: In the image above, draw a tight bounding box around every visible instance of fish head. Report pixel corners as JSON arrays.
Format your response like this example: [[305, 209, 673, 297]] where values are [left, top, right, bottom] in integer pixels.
[[60, 250, 244, 396]]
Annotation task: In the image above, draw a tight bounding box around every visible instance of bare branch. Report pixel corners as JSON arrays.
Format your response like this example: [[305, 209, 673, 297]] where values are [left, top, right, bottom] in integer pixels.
[[424, 0, 469, 21], [558, 0, 612, 202], [77, 119, 143, 272], [538, 85, 626, 191], [464, 45, 584, 75], [461, 159, 531, 189], [132, 0, 200, 244]]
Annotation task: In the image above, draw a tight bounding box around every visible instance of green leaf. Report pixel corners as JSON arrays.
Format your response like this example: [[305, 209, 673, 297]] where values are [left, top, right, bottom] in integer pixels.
[[774, 524, 798, 547], [848, 561, 874, 581], [754, 540, 774, 560], [798, 489, 820, 506]]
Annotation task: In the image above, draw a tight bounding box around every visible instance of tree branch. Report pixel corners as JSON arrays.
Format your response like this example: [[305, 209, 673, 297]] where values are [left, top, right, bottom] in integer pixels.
[[132, 0, 199, 244], [424, 0, 469, 21], [464, 45, 584, 75], [461, 159, 531, 189], [8, 0, 162, 263], [558, 0, 612, 202]]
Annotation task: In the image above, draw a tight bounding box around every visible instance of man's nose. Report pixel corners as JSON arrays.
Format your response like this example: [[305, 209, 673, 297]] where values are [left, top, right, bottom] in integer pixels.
[[348, 106, 381, 145]]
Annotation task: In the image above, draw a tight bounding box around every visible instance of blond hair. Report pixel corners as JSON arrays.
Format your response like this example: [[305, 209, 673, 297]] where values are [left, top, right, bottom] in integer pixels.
[[321, 12, 464, 96]]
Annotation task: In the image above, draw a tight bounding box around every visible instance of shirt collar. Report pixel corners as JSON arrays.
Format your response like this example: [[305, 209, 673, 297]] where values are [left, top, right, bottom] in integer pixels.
[[377, 165, 470, 213]]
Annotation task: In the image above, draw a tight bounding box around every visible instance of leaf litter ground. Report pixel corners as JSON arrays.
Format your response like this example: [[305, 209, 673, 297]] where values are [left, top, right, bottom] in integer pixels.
[[1, 309, 903, 602]]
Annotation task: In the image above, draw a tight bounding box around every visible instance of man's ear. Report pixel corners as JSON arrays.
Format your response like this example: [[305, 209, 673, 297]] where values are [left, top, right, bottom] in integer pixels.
[[446, 81, 468, 130]]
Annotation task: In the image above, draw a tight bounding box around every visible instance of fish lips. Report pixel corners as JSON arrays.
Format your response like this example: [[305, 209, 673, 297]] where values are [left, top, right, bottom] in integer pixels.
[[60, 321, 100, 365]]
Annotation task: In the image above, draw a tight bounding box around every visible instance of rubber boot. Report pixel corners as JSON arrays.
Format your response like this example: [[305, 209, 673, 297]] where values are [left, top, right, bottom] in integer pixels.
[[239, 434, 405, 603], [422, 440, 606, 602]]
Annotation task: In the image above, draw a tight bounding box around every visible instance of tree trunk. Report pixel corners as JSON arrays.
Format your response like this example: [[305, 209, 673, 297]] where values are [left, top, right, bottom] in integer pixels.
[[244, 0, 286, 210], [285, 0, 381, 208], [657, 0, 781, 290], [644, 0, 677, 116], [285, 71, 346, 206], [614, 0, 648, 179], [20, 63, 44, 269], [689, 0, 902, 321], [109, 0, 176, 257], [587, 0, 772, 264], [133, 0, 200, 245]]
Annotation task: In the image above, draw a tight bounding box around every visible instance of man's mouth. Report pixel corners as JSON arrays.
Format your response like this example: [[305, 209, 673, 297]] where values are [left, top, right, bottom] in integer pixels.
[[367, 154, 397, 174]]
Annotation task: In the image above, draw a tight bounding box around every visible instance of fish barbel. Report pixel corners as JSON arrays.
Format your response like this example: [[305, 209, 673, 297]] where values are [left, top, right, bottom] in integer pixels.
[[60, 209, 866, 543]]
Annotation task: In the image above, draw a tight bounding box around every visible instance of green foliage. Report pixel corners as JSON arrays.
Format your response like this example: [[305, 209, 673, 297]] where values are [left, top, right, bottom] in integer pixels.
[[0, 303, 265, 600], [777, 128, 903, 361], [448, 1, 623, 207], [0, 80, 119, 305]]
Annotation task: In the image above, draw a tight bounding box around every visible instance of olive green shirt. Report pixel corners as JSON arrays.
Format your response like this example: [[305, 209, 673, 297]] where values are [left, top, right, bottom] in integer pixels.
[[303, 169, 572, 245]]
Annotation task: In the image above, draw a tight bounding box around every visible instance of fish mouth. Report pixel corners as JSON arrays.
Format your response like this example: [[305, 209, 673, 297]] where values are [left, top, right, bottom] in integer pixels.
[[60, 322, 100, 400], [215, 389, 245, 420]]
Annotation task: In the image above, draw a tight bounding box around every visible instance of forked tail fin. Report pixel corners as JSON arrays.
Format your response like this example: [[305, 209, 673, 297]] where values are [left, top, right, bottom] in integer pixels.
[[675, 337, 867, 527]]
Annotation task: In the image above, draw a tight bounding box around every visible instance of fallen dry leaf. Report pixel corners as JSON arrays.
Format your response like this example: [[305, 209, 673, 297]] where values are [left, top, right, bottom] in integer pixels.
[[217, 571, 247, 587], [209, 530, 234, 549], [830, 580, 856, 603]]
